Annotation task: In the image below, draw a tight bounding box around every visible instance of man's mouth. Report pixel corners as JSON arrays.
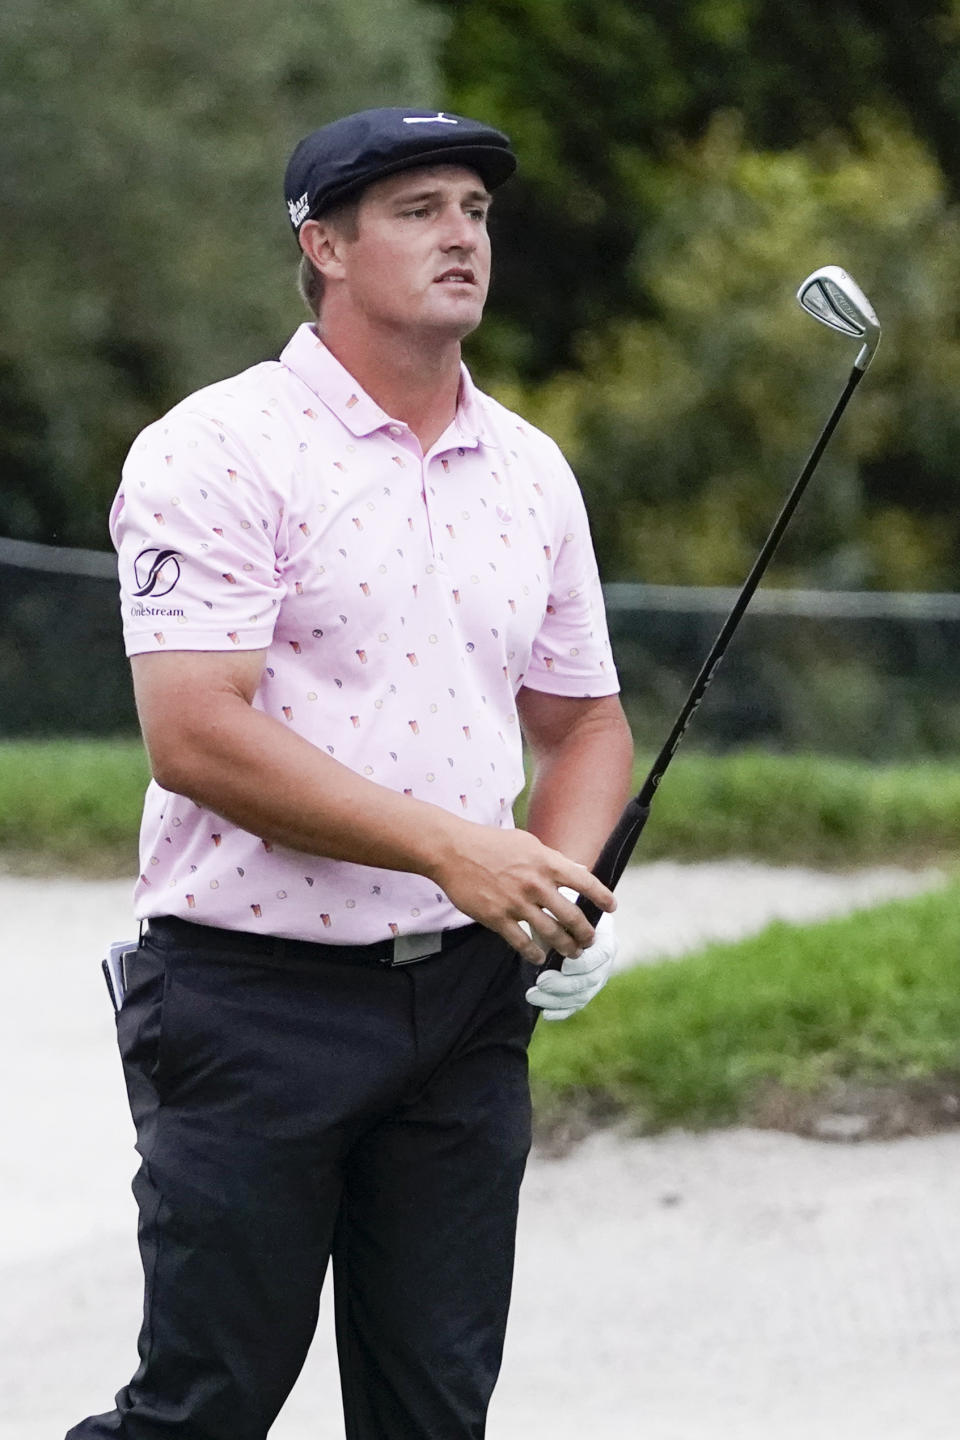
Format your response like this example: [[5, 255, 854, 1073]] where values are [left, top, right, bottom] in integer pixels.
[[435, 268, 475, 285]]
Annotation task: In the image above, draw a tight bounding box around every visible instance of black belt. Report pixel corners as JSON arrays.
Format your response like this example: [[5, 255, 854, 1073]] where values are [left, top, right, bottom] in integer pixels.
[[144, 915, 480, 968]]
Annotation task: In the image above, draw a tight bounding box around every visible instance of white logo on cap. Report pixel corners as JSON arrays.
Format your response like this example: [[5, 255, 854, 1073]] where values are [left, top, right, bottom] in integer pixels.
[[287, 191, 310, 226], [402, 112, 458, 125]]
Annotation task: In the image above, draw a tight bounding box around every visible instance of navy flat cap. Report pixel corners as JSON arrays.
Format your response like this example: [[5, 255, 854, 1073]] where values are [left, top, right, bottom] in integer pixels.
[[284, 108, 516, 233]]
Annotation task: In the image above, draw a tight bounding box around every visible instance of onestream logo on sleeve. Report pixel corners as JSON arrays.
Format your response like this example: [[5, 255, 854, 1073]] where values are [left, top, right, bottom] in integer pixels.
[[130, 547, 185, 617], [133, 547, 182, 597]]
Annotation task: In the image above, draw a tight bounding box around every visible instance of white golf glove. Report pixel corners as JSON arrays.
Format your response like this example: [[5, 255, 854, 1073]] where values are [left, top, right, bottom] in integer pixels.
[[523, 887, 618, 1021]]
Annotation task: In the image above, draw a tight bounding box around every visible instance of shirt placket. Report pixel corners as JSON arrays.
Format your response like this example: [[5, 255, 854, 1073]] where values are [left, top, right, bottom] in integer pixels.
[[385, 423, 450, 574]]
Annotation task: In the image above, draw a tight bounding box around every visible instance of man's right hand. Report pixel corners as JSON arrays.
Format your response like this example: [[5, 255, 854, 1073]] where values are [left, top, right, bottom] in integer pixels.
[[429, 824, 615, 965]]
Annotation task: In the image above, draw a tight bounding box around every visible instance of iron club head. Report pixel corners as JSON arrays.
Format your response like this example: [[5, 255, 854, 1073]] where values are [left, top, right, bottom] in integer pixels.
[[797, 265, 881, 372]]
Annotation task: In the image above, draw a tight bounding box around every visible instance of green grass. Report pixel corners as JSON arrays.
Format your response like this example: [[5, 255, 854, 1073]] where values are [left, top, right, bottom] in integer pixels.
[[622, 749, 960, 865], [530, 880, 960, 1132], [531, 748, 960, 865], [0, 737, 150, 874], [2, 738, 960, 872]]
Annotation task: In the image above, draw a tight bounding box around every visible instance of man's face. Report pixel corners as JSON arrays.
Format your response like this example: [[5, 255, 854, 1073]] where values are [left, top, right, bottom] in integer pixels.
[[327, 165, 493, 340]]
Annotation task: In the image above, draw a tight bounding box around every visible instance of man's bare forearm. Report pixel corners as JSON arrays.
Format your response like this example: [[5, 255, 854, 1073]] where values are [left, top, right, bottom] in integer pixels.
[[141, 686, 463, 877], [520, 694, 634, 869]]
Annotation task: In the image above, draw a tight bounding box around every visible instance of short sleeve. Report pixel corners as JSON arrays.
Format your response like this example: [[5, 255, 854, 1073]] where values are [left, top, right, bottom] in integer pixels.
[[523, 459, 619, 698], [111, 409, 286, 656]]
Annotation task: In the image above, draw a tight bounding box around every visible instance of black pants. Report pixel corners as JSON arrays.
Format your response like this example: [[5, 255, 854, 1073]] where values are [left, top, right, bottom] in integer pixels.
[[66, 920, 537, 1440]]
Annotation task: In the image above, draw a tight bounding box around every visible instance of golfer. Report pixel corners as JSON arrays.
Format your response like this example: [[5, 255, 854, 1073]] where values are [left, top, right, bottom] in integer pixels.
[[66, 108, 633, 1440]]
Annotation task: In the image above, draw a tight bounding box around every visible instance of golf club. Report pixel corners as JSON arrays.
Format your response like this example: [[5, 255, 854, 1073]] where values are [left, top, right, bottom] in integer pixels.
[[541, 264, 882, 971]]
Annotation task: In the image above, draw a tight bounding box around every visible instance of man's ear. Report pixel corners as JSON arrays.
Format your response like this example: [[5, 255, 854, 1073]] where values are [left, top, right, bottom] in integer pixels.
[[299, 218, 349, 280]]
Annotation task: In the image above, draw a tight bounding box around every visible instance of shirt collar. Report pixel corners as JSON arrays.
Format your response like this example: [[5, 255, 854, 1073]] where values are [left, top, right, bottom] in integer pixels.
[[452, 363, 489, 448], [279, 324, 491, 449]]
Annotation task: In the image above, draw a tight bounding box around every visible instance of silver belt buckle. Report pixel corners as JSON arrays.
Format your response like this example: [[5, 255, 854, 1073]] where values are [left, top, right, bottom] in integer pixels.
[[389, 930, 443, 966]]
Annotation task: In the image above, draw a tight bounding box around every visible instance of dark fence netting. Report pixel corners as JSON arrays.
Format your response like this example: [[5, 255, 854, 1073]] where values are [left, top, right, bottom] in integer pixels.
[[606, 585, 960, 759], [3, 534, 960, 755], [0, 536, 136, 736]]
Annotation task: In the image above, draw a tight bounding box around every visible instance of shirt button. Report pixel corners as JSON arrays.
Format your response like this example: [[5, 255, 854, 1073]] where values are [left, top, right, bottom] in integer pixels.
[[388, 425, 403, 437]]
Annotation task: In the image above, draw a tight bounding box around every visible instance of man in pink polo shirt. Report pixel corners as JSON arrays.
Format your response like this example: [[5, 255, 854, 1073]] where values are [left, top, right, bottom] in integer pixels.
[[67, 109, 633, 1440]]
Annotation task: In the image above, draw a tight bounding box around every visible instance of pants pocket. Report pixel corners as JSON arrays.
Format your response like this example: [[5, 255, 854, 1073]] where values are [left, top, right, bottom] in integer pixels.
[[116, 940, 173, 1123]]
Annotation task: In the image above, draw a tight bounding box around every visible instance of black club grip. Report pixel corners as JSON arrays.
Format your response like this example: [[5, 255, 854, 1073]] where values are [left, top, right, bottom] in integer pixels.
[[539, 798, 651, 973]]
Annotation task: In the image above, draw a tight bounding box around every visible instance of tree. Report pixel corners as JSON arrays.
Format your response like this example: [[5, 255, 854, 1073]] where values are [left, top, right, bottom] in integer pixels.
[[504, 114, 960, 589], [442, 0, 960, 378], [0, 0, 445, 545]]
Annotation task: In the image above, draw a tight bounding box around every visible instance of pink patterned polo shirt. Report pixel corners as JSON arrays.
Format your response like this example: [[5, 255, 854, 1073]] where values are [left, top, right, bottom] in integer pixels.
[[111, 324, 619, 942]]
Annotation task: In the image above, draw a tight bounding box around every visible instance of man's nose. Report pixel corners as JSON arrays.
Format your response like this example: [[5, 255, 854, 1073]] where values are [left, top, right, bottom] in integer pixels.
[[440, 207, 477, 251]]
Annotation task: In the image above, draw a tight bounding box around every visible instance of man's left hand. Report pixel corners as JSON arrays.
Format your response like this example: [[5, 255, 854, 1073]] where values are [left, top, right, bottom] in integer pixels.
[[524, 903, 617, 1021]]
